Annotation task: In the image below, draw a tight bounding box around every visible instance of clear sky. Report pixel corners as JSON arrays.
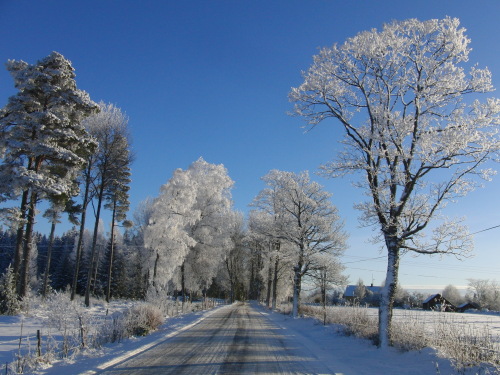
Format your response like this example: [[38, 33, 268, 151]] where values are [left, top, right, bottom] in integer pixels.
[[1, 0, 499, 293]]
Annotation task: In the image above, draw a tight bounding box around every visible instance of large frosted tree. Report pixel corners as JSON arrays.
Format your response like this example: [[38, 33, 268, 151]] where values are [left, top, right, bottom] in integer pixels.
[[144, 166, 200, 292], [145, 158, 234, 297], [0, 52, 98, 296], [252, 170, 347, 318], [290, 17, 500, 347]]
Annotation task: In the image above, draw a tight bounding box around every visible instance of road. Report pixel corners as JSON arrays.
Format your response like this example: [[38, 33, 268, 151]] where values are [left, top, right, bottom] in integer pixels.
[[95, 302, 337, 374]]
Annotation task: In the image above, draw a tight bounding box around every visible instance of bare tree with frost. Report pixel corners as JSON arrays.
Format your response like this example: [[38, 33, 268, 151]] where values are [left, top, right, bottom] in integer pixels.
[[81, 102, 131, 306], [290, 17, 500, 347], [0, 52, 98, 297], [252, 170, 347, 318]]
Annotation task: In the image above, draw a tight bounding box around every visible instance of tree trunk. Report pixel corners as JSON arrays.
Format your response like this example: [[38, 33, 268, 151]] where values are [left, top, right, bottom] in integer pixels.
[[225, 258, 235, 303], [84, 182, 105, 307], [378, 245, 400, 348], [71, 161, 92, 300], [19, 191, 38, 298], [292, 264, 302, 318], [321, 269, 327, 325], [265, 255, 273, 308], [42, 220, 56, 298], [181, 261, 186, 309], [13, 189, 29, 294], [152, 251, 159, 289], [106, 198, 117, 303], [272, 254, 279, 309]]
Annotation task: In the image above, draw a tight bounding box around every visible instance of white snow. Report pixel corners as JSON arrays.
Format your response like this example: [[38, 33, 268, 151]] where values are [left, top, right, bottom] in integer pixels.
[[1, 301, 499, 374]]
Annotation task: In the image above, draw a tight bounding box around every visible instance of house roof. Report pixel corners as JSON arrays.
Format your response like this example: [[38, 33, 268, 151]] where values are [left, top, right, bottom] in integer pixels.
[[457, 302, 478, 309], [344, 285, 382, 297], [423, 294, 440, 304]]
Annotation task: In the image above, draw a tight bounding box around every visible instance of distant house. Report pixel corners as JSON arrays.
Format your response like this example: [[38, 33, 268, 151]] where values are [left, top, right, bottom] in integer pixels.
[[422, 293, 455, 312], [343, 284, 382, 303], [456, 302, 480, 312]]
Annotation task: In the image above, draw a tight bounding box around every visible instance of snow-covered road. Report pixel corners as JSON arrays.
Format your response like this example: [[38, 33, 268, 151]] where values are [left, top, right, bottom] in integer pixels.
[[85, 302, 337, 374]]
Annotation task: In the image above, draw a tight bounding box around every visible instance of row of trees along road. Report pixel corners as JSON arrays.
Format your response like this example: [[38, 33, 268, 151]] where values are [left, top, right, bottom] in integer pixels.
[[0, 53, 346, 316], [290, 17, 500, 347], [1, 16, 499, 352], [143, 160, 347, 314], [0, 52, 132, 307]]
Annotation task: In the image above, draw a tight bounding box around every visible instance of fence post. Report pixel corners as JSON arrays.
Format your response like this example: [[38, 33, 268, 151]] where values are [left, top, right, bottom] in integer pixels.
[[37, 330, 41, 357], [78, 316, 86, 348]]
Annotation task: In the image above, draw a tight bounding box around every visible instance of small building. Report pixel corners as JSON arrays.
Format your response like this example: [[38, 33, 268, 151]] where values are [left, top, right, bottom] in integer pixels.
[[456, 302, 480, 313], [343, 284, 382, 303], [422, 293, 455, 312]]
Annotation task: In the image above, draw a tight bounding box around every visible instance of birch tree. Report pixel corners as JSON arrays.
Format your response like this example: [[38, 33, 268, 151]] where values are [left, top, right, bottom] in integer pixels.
[[290, 17, 500, 346]]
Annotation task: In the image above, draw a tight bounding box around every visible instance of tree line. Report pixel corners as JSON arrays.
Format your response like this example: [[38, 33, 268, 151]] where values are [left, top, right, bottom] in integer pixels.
[[2, 15, 500, 351], [0, 52, 347, 317]]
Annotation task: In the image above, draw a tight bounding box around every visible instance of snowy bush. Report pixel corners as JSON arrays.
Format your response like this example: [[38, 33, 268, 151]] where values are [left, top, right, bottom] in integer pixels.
[[300, 304, 378, 342], [99, 312, 128, 344], [328, 304, 378, 341], [123, 303, 164, 336]]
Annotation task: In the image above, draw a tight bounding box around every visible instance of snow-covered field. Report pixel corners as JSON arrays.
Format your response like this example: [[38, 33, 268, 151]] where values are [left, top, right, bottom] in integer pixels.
[[377, 307, 500, 337], [1, 300, 499, 374]]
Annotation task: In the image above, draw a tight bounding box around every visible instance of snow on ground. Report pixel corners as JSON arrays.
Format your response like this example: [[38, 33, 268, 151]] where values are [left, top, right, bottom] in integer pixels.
[[1, 301, 499, 374], [371, 307, 500, 339], [257, 304, 457, 375]]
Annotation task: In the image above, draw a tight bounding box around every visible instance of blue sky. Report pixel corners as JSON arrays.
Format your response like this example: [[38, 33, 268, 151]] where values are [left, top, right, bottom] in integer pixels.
[[1, 0, 499, 293]]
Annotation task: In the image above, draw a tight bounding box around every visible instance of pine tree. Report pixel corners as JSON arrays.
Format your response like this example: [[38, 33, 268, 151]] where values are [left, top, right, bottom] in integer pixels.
[[0, 52, 98, 297], [0, 265, 21, 315]]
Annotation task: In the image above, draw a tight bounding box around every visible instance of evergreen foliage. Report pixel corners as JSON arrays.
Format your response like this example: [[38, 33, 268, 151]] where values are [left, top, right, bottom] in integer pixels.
[[0, 265, 21, 315]]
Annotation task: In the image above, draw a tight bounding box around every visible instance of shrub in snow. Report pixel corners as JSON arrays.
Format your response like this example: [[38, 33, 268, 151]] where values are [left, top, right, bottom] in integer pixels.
[[44, 291, 94, 357], [124, 303, 164, 336]]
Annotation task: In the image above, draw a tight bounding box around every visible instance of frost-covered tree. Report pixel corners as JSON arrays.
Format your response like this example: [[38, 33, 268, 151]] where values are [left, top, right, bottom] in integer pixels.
[[252, 170, 347, 318], [144, 167, 200, 292], [467, 279, 500, 310], [70, 146, 97, 300], [309, 255, 347, 323], [0, 265, 21, 314], [354, 278, 367, 302], [82, 102, 131, 306], [0, 52, 98, 297], [442, 284, 463, 306], [249, 186, 292, 310], [290, 18, 500, 346], [182, 159, 234, 297], [145, 158, 234, 298], [126, 197, 155, 298], [220, 211, 247, 302], [103, 127, 132, 303]]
